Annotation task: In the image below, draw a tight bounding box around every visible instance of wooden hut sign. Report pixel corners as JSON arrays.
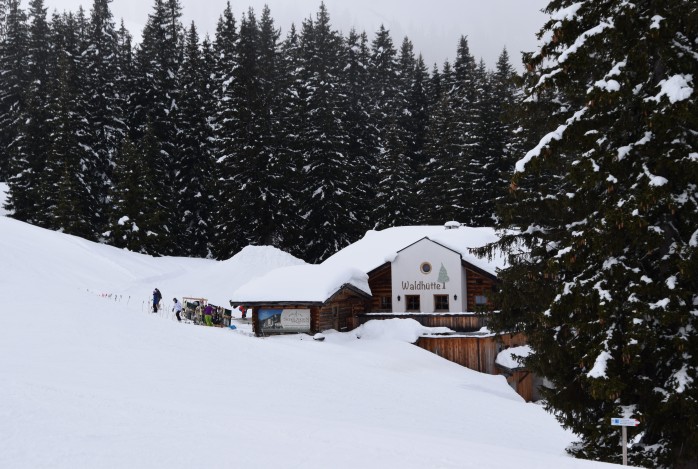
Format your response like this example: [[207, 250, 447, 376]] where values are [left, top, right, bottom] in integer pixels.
[[259, 308, 311, 333]]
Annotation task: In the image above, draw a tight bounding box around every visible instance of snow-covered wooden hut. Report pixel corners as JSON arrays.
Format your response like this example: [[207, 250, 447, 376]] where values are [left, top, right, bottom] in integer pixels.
[[230, 223, 505, 336]]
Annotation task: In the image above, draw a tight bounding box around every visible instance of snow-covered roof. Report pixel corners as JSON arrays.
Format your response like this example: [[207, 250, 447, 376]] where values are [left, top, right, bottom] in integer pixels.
[[230, 225, 503, 304], [322, 225, 504, 276], [230, 264, 370, 304]]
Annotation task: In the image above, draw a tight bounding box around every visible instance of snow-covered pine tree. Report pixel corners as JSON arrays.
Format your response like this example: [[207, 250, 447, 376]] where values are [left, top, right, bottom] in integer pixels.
[[342, 28, 374, 235], [368, 26, 406, 229], [43, 12, 95, 238], [486, 48, 518, 224], [210, 0, 236, 169], [426, 62, 443, 115], [130, 0, 183, 254], [0, 0, 26, 182], [420, 60, 462, 224], [256, 5, 300, 251], [372, 35, 419, 228], [6, 0, 52, 226], [468, 58, 496, 226], [294, 4, 357, 262], [481, 1, 698, 467], [82, 0, 126, 238], [210, 2, 241, 260], [0, 0, 8, 40], [272, 23, 305, 256], [174, 23, 215, 257], [48, 47, 93, 238], [135, 119, 172, 254], [214, 7, 272, 258], [107, 136, 150, 252], [450, 36, 482, 226], [406, 54, 430, 188], [114, 19, 133, 129]]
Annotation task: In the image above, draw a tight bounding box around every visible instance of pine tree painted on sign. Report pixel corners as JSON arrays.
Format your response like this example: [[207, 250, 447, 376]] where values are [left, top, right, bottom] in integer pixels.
[[479, 1, 698, 467], [437, 263, 449, 285]]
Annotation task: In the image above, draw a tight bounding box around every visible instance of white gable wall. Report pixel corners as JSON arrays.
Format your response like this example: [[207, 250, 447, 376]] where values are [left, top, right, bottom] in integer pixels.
[[391, 239, 465, 313]]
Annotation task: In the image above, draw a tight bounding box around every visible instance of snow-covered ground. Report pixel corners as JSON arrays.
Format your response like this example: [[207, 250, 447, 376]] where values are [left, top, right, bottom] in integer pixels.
[[0, 184, 625, 468]]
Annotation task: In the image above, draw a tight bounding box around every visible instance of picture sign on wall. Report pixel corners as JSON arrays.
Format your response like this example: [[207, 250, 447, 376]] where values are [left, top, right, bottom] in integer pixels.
[[259, 308, 311, 333]]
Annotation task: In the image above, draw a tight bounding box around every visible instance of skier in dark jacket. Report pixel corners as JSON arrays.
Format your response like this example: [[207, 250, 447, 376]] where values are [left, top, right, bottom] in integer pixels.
[[153, 288, 162, 313]]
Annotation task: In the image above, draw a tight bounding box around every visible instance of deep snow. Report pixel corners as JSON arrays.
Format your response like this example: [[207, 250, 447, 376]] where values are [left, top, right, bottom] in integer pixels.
[[0, 184, 627, 468]]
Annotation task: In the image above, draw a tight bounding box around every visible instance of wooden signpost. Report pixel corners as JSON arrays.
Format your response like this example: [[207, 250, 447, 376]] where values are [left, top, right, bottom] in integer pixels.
[[611, 417, 640, 466]]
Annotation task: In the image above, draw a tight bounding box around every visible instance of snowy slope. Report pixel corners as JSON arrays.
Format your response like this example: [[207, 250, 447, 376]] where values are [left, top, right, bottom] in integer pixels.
[[0, 188, 626, 468]]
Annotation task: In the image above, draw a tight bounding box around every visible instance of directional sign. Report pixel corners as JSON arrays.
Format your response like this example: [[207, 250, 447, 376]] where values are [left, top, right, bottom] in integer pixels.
[[611, 418, 640, 426]]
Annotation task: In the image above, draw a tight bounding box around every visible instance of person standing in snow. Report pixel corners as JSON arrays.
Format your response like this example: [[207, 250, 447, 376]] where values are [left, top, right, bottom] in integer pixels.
[[172, 298, 182, 322], [204, 303, 213, 326], [152, 288, 162, 313]]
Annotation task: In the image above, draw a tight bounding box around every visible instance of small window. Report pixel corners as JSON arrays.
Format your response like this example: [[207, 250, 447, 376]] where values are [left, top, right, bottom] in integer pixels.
[[420, 262, 432, 274], [475, 295, 488, 305], [434, 294, 449, 311], [405, 295, 420, 311], [380, 296, 392, 310]]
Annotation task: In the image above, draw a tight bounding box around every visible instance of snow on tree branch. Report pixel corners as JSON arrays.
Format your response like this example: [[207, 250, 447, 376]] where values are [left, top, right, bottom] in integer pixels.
[[558, 19, 614, 64], [646, 74, 693, 104], [515, 107, 587, 173]]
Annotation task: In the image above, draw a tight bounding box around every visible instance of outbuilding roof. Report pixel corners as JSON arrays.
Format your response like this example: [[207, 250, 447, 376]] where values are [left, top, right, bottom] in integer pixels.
[[230, 263, 370, 304]]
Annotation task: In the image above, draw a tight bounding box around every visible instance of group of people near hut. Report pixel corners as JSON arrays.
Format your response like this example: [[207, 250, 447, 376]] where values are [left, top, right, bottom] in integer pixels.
[[152, 288, 245, 326]]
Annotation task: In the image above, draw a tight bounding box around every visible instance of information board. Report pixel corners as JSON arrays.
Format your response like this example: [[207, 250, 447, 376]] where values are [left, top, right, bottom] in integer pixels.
[[259, 308, 311, 333]]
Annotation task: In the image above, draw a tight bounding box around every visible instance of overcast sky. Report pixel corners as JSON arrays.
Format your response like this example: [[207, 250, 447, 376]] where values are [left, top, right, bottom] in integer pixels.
[[43, 0, 550, 70]]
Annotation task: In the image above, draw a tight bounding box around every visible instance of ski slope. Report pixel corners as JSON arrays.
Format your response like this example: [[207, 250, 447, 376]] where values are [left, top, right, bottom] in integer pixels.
[[0, 184, 626, 468]]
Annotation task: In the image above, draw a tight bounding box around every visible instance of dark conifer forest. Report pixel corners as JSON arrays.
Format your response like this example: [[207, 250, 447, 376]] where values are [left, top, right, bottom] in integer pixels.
[[0, 0, 518, 262]]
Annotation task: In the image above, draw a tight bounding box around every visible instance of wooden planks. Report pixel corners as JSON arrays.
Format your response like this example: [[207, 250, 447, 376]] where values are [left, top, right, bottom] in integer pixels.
[[358, 313, 487, 332]]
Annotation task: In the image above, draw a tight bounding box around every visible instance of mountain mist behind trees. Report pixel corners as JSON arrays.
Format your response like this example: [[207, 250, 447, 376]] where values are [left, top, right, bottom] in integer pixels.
[[0, 0, 518, 262]]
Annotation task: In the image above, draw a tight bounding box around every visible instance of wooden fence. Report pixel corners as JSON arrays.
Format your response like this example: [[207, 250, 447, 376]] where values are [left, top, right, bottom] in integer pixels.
[[357, 313, 488, 332]]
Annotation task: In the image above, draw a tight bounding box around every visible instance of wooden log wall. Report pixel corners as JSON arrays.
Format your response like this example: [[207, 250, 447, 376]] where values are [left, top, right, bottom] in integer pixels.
[[504, 370, 535, 402], [415, 333, 535, 400], [357, 313, 487, 332], [368, 264, 392, 312], [465, 268, 497, 311], [316, 288, 372, 333], [415, 333, 526, 374]]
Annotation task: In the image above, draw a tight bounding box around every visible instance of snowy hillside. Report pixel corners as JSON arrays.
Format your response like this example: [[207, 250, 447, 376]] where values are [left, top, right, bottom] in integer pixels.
[[0, 186, 625, 468]]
